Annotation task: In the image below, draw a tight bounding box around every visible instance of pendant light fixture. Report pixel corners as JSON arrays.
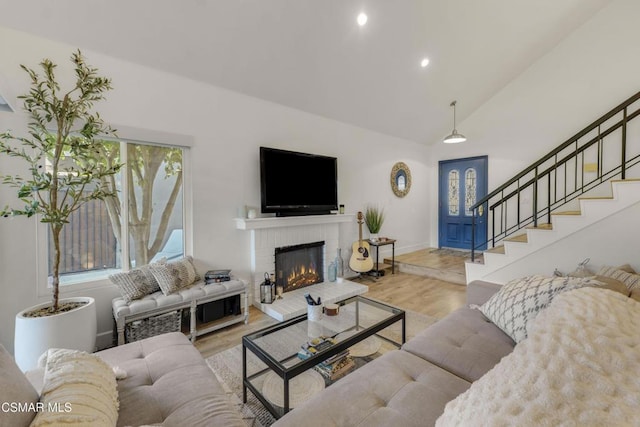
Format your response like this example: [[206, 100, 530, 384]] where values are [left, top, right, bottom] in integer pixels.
[[443, 100, 466, 144]]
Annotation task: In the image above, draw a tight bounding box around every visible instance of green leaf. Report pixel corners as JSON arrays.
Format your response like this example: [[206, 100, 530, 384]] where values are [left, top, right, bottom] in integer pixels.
[[17, 185, 33, 198]]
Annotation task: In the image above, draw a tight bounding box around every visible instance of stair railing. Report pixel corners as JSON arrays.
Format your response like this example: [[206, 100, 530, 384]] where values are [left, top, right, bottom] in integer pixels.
[[470, 91, 640, 261]]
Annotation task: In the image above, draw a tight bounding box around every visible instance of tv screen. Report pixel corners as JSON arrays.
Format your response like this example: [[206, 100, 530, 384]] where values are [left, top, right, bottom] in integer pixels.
[[260, 147, 338, 216]]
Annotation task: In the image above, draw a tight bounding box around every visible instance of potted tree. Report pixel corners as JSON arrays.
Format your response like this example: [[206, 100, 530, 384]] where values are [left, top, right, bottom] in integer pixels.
[[364, 204, 385, 241], [1, 51, 122, 370]]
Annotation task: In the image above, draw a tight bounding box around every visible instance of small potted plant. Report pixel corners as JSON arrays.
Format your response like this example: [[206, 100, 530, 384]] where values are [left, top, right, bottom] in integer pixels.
[[364, 205, 385, 241], [1, 51, 122, 370]]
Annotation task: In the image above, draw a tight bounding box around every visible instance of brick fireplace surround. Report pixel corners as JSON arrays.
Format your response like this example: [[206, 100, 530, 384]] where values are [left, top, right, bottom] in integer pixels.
[[235, 214, 368, 321]]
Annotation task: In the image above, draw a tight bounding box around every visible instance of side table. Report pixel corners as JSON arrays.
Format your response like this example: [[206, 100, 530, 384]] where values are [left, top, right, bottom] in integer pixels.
[[366, 238, 396, 277]]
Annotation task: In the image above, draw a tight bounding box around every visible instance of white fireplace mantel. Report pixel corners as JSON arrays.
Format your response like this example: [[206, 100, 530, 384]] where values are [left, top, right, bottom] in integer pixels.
[[234, 213, 365, 319], [235, 213, 355, 230]]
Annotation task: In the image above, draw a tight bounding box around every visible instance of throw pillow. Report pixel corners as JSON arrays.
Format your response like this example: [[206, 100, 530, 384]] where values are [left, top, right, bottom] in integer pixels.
[[617, 263, 636, 274], [30, 348, 119, 427], [109, 269, 153, 303], [109, 260, 166, 302], [597, 266, 640, 292], [593, 275, 630, 296], [149, 256, 200, 295], [138, 262, 163, 293], [480, 275, 601, 343]]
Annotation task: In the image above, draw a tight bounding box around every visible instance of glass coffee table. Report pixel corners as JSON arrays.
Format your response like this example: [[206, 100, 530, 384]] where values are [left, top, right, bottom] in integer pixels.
[[242, 295, 405, 419]]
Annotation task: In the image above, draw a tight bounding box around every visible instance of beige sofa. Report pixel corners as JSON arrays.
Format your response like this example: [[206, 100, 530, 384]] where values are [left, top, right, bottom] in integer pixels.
[[1, 332, 245, 427], [275, 275, 640, 426], [274, 280, 515, 426]]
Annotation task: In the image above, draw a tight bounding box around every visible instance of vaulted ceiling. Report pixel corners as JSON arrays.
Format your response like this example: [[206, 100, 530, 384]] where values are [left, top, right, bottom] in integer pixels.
[[0, 0, 612, 144]]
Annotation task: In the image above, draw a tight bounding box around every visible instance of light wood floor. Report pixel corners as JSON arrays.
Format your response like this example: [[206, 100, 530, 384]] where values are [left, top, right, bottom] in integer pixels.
[[393, 249, 468, 275], [194, 271, 466, 359], [390, 248, 481, 285]]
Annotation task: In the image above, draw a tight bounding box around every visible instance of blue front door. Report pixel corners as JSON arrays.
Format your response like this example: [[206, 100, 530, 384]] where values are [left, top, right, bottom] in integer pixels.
[[438, 156, 488, 250]]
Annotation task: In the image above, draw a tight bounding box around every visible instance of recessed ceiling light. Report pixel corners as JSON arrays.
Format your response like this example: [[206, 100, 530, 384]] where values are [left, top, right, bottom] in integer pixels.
[[357, 13, 368, 27], [421, 58, 430, 68]]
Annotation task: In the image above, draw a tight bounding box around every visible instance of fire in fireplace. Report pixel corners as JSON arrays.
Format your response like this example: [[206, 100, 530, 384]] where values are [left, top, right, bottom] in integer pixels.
[[275, 241, 324, 292]]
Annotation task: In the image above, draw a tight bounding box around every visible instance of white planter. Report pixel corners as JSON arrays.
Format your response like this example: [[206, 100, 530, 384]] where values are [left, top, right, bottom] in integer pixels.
[[14, 297, 97, 372]]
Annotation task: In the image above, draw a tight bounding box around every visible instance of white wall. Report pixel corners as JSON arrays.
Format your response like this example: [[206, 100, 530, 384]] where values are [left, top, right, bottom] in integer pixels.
[[429, 0, 640, 270], [0, 27, 429, 353]]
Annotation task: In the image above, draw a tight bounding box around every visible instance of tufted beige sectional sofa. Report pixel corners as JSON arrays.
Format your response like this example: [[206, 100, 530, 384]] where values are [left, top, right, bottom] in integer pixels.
[[274, 280, 515, 427], [1, 332, 245, 427]]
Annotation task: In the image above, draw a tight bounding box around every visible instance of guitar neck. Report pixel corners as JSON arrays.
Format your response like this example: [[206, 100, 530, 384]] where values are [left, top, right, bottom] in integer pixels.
[[358, 222, 363, 246]]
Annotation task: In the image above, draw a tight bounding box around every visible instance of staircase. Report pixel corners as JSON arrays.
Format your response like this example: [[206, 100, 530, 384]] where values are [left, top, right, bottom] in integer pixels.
[[466, 179, 640, 283], [465, 91, 640, 284]]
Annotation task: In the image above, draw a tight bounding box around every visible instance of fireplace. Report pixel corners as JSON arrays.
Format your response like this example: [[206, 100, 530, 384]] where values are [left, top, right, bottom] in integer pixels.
[[275, 241, 324, 292]]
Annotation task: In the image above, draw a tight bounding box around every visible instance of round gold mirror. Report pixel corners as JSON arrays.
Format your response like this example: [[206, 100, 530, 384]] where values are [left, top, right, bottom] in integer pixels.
[[390, 162, 411, 198]]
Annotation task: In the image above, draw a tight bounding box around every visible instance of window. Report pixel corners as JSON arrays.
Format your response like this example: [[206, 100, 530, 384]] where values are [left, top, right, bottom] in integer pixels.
[[464, 168, 477, 217], [49, 139, 186, 285], [448, 169, 460, 216]]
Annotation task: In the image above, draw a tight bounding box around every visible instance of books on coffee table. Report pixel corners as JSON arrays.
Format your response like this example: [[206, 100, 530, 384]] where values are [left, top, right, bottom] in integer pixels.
[[297, 337, 355, 380]]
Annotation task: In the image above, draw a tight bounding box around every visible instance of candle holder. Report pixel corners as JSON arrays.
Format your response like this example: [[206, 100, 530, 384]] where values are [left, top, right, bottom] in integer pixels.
[[260, 273, 275, 304]]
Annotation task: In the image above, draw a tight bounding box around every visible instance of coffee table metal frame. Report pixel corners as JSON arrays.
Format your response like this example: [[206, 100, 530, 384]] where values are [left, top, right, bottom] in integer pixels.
[[242, 295, 405, 419]]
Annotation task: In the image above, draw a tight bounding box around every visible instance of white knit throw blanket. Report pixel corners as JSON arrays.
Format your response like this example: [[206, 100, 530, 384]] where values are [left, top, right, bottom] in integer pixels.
[[437, 287, 640, 426]]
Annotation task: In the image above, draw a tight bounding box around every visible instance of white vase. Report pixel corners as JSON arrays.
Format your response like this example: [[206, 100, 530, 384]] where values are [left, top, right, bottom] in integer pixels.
[[14, 297, 97, 372], [369, 233, 379, 242]]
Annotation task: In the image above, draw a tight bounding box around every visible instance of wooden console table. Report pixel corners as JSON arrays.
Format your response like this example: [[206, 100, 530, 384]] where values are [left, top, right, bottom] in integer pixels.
[[366, 238, 396, 277]]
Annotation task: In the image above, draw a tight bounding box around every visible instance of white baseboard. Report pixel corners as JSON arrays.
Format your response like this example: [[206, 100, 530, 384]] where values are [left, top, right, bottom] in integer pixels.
[[96, 330, 114, 351]]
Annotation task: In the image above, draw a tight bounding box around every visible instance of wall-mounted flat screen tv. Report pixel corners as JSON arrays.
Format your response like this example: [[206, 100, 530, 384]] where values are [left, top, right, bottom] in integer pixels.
[[260, 147, 338, 217]]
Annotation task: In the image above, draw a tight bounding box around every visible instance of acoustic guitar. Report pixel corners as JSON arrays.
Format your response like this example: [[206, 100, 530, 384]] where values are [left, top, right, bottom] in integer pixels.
[[349, 211, 374, 273]]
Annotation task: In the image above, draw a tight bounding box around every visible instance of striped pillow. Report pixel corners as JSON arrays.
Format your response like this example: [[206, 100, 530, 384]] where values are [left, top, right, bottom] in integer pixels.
[[597, 266, 640, 292], [30, 349, 119, 427]]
